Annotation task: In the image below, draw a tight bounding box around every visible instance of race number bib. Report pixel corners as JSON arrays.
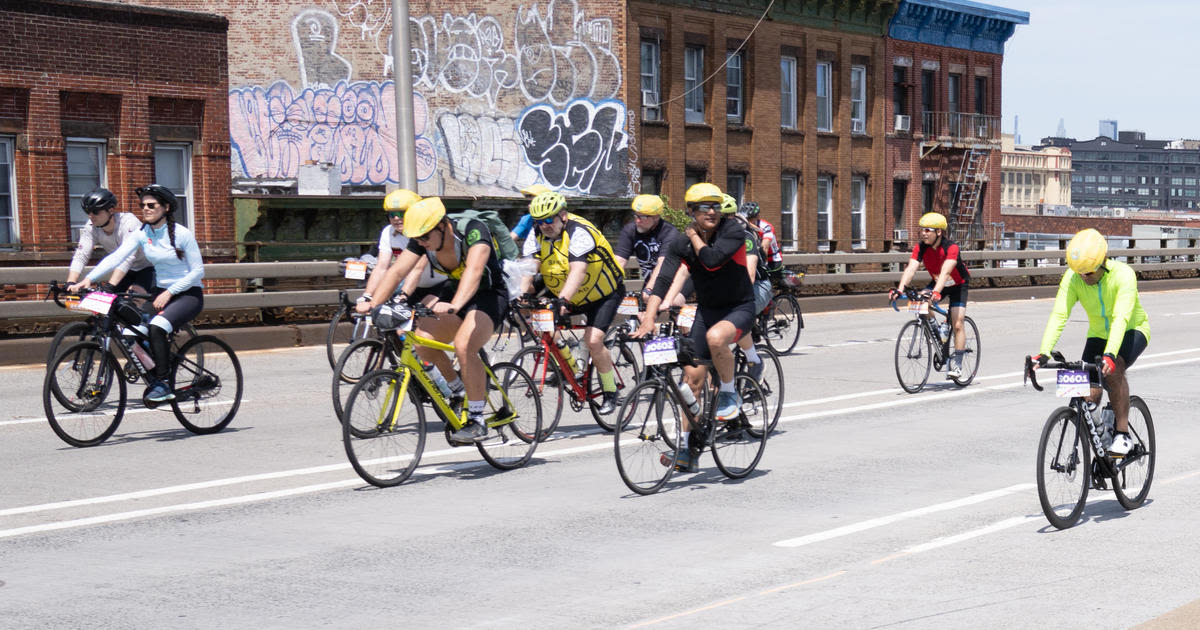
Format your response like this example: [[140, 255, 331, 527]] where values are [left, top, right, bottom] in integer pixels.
[[643, 337, 678, 366], [532, 309, 555, 332], [344, 260, 368, 280], [677, 304, 697, 329], [1055, 370, 1091, 398], [78, 291, 116, 315], [618, 296, 639, 315], [908, 301, 929, 314]]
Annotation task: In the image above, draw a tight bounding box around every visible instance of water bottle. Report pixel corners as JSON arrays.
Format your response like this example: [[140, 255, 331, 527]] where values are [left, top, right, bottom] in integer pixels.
[[573, 337, 590, 373], [677, 381, 701, 416], [938, 322, 950, 340], [423, 362, 453, 398], [556, 339, 579, 374], [1100, 404, 1115, 448], [121, 326, 155, 369]]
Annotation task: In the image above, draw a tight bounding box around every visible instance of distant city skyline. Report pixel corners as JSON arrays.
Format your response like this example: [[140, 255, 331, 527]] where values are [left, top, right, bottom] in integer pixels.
[[987, 0, 1198, 144]]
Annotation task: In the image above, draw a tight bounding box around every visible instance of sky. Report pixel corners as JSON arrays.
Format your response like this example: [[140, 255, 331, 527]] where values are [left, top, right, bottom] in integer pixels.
[[985, 0, 1198, 144]]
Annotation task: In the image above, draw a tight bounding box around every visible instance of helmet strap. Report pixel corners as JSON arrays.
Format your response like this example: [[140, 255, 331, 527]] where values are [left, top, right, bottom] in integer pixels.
[[94, 214, 113, 230]]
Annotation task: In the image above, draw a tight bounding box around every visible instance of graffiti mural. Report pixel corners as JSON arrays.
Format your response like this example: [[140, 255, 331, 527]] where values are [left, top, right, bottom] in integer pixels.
[[517, 99, 629, 196], [437, 112, 540, 191], [293, 9, 352, 88], [229, 80, 437, 185]]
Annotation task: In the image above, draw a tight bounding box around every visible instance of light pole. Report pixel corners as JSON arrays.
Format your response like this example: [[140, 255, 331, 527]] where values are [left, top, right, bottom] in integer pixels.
[[391, 0, 416, 190]]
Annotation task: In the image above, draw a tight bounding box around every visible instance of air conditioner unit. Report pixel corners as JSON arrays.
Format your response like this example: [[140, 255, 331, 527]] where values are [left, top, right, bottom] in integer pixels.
[[641, 90, 660, 121], [852, 119, 865, 134], [895, 114, 911, 133], [893, 229, 909, 241], [976, 124, 989, 138]]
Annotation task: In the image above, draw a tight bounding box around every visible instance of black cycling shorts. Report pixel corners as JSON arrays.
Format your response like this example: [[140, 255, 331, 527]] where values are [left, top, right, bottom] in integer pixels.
[[114, 266, 155, 294], [570, 284, 624, 331], [144, 286, 204, 332], [688, 300, 756, 362], [437, 284, 508, 330], [1082, 329, 1148, 385], [925, 282, 968, 308]]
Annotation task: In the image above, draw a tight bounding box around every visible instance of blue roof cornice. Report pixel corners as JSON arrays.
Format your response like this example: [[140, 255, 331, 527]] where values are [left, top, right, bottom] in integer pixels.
[[889, 0, 1029, 54]]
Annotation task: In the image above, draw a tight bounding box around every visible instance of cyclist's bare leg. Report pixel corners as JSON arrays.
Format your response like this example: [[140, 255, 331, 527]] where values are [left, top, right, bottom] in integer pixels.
[[584, 325, 613, 373], [949, 305, 966, 352], [681, 364, 708, 433], [1104, 356, 1131, 433], [416, 305, 460, 380], [453, 309, 495, 401], [706, 320, 739, 385]]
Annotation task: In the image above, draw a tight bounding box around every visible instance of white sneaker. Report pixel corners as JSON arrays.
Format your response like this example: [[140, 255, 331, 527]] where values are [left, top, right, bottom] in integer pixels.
[[945, 365, 962, 379], [1109, 433, 1134, 456]]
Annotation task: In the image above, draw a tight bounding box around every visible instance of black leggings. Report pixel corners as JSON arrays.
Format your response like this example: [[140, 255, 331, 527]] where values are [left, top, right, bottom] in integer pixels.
[[144, 287, 204, 380]]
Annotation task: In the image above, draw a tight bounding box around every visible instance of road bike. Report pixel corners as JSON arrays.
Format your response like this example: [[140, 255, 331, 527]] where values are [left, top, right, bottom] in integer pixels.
[[889, 288, 980, 393], [612, 332, 769, 495], [510, 297, 640, 438], [340, 301, 542, 487], [485, 297, 539, 365], [1024, 353, 1155, 530], [755, 270, 805, 355], [46, 284, 196, 364], [325, 288, 375, 369], [43, 282, 243, 447]]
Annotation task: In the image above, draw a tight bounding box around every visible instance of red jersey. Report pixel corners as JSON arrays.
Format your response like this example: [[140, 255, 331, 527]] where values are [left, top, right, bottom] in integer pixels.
[[912, 239, 969, 286]]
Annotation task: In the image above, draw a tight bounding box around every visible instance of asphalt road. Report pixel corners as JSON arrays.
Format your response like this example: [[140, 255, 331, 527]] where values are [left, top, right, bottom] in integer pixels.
[[3, 290, 1200, 629]]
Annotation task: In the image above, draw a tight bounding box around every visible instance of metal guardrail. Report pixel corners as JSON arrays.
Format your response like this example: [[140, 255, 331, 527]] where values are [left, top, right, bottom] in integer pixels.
[[2, 248, 1198, 319]]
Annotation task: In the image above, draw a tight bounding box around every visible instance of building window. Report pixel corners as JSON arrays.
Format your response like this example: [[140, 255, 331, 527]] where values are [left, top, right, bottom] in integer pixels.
[[893, 66, 908, 117], [816, 61, 832, 132], [726, 173, 745, 206], [640, 41, 662, 121], [154, 143, 192, 227], [850, 176, 866, 249], [640, 169, 662, 195], [850, 65, 866, 134], [921, 70, 935, 133], [684, 45, 705, 123], [922, 180, 936, 214], [66, 139, 107, 241], [781, 175, 798, 251], [726, 51, 744, 123], [817, 176, 832, 250], [947, 73, 961, 136], [0, 137, 13, 245], [685, 169, 706, 191], [974, 76, 987, 115], [780, 56, 797, 129]]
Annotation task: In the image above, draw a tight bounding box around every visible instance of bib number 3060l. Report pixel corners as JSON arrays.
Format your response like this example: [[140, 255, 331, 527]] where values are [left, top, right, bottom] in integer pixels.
[[1055, 370, 1091, 398]]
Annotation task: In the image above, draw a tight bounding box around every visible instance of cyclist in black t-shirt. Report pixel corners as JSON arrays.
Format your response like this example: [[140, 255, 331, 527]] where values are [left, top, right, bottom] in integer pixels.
[[614, 194, 686, 309], [359, 196, 508, 444]]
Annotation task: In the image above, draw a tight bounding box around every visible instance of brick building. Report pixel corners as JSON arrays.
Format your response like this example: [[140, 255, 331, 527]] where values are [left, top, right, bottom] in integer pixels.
[[0, 0, 232, 262], [884, 0, 1027, 248]]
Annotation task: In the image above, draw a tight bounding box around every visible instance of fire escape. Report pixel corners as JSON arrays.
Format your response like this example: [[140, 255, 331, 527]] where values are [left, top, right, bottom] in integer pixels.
[[918, 111, 999, 247], [950, 146, 990, 243]]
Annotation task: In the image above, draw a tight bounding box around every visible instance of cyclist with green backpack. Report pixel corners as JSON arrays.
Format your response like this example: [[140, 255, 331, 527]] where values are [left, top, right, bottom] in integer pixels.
[[358, 196, 516, 444]]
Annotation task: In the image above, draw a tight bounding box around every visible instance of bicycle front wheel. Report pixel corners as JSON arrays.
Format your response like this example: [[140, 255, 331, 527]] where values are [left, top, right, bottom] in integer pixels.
[[950, 316, 982, 387], [487, 311, 533, 364], [170, 335, 243, 434], [1112, 395, 1155, 510], [343, 368, 427, 487], [894, 320, 932, 394], [331, 338, 393, 422], [614, 380, 681, 495], [1037, 408, 1090, 530], [711, 375, 769, 478], [763, 293, 803, 355], [476, 362, 542, 470], [43, 341, 126, 447], [512, 345, 565, 440]]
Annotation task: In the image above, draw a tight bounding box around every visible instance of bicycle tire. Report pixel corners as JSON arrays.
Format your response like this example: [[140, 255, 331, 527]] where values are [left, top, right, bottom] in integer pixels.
[[512, 345, 565, 441], [763, 293, 803, 355], [476, 362, 542, 470], [614, 379, 680, 495], [587, 340, 641, 432], [331, 338, 394, 422], [325, 303, 358, 369], [950, 316, 982, 387], [1112, 395, 1155, 510], [342, 367, 427, 487], [736, 344, 784, 435], [46, 319, 93, 365], [487, 310, 534, 365], [894, 319, 932, 394], [1036, 408, 1090, 530], [43, 341, 126, 447], [711, 375, 769, 478], [170, 335, 243, 434]]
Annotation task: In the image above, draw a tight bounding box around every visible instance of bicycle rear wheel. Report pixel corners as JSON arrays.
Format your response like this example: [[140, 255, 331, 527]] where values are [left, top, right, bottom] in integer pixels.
[[326, 304, 370, 369], [512, 345, 565, 440], [588, 340, 641, 432], [43, 341, 126, 447], [736, 344, 783, 434], [1112, 396, 1155, 510], [614, 380, 681, 495], [46, 319, 93, 365], [343, 368, 427, 487], [763, 293, 803, 355], [1037, 408, 1090, 530], [950, 316, 982, 387], [331, 338, 393, 422], [476, 362, 542, 470], [170, 335, 243, 434], [487, 310, 533, 364], [711, 375, 769, 478], [894, 320, 932, 393]]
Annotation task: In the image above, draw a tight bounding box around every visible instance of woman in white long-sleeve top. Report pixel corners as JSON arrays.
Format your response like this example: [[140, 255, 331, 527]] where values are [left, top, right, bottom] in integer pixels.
[[69, 184, 205, 402], [66, 188, 155, 292]]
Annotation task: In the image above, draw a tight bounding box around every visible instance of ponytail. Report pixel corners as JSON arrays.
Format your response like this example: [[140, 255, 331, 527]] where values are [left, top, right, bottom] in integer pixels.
[[166, 214, 184, 259]]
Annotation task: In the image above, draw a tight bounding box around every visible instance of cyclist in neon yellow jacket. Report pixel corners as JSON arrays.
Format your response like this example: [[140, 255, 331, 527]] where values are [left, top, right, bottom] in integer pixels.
[[1033, 228, 1149, 456]]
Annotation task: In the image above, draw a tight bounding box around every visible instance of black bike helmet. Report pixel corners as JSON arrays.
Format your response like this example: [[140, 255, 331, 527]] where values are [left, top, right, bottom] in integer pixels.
[[135, 184, 178, 213], [81, 188, 118, 213], [739, 202, 760, 218]]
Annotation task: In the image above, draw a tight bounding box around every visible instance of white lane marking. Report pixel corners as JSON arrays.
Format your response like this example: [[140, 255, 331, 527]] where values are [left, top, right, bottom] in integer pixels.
[[901, 515, 1038, 554], [1, 399, 248, 428], [772, 483, 1034, 548]]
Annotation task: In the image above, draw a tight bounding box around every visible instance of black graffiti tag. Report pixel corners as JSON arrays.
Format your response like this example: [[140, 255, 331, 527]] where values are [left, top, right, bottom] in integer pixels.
[[518, 101, 629, 196]]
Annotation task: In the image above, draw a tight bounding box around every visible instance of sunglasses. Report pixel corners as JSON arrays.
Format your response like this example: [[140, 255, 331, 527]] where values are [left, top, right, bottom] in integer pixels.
[[536, 216, 557, 226], [633, 213, 656, 219], [388, 211, 404, 219], [691, 203, 720, 213], [414, 226, 441, 243], [920, 227, 937, 233], [83, 208, 109, 215], [140, 202, 161, 209]]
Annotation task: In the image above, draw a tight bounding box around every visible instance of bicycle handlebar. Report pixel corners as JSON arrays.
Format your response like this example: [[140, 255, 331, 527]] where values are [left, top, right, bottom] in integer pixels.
[[45, 280, 153, 309], [1023, 350, 1103, 392], [889, 288, 947, 315]]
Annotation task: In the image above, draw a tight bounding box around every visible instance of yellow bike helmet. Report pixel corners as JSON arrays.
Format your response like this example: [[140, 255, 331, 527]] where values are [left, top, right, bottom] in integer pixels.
[[720, 194, 738, 214], [519, 184, 552, 198], [918, 212, 948, 230], [383, 188, 420, 212], [529, 191, 567, 220], [402, 197, 446, 238], [1066, 228, 1108, 275], [685, 182, 723, 204], [631, 194, 665, 216]]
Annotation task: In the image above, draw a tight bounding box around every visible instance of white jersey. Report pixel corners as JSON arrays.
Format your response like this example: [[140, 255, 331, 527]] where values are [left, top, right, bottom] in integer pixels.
[[377, 224, 443, 289], [69, 212, 150, 275]]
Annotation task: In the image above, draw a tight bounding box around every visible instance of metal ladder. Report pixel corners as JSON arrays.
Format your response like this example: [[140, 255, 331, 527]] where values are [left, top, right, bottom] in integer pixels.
[[951, 147, 989, 244]]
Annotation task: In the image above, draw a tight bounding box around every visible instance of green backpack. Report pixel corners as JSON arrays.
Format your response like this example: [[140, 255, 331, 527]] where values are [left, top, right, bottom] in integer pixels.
[[451, 209, 520, 261]]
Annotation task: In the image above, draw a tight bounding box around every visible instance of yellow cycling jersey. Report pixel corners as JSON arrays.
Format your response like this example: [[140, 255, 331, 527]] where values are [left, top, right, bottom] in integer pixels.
[[530, 215, 623, 306], [1039, 259, 1150, 356]]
